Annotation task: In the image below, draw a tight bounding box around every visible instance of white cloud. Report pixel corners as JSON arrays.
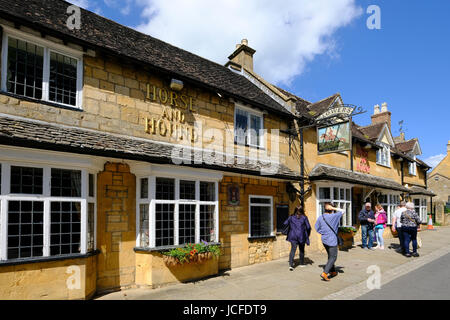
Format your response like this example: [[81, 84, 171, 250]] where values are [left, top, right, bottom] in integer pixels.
[[424, 154, 445, 169], [135, 0, 362, 85], [68, 0, 89, 9]]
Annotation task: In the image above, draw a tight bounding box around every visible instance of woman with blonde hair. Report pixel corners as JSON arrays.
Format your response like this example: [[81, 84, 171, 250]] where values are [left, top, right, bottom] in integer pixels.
[[374, 204, 387, 250]]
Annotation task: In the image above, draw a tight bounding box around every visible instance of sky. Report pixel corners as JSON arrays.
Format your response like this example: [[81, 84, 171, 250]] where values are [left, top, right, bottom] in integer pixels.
[[71, 0, 449, 168]]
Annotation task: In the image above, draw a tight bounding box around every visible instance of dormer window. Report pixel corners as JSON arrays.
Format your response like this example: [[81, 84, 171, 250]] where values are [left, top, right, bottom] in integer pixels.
[[408, 157, 417, 176], [376, 144, 391, 167], [1, 26, 83, 109], [234, 105, 264, 148]]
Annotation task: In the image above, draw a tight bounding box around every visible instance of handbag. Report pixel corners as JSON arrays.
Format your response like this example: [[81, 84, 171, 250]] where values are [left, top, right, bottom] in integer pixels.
[[323, 214, 344, 246]]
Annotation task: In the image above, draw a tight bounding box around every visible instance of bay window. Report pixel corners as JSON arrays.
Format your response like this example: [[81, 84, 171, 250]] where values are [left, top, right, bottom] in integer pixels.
[[413, 197, 427, 223], [234, 106, 264, 148], [317, 185, 352, 226], [1, 26, 83, 109], [0, 163, 96, 261], [137, 176, 219, 249], [377, 193, 400, 224]]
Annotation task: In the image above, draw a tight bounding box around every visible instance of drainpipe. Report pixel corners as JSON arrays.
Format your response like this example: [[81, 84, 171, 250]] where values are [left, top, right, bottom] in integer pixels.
[[300, 127, 305, 209]]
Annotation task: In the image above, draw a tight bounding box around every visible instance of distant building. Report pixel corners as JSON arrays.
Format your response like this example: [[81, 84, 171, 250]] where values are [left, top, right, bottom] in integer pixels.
[[427, 141, 450, 205]]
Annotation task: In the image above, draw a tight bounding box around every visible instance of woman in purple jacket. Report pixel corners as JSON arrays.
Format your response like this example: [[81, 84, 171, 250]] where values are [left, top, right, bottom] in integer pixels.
[[283, 206, 311, 271]]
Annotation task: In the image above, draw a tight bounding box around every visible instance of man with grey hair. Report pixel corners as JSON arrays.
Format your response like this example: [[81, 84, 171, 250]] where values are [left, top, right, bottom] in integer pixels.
[[359, 202, 375, 250], [392, 201, 407, 254]]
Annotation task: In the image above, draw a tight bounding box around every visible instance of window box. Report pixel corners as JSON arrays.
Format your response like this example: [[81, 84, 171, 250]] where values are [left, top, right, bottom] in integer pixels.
[[160, 242, 221, 266]]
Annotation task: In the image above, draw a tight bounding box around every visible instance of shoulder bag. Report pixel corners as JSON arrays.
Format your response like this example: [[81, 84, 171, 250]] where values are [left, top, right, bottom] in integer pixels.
[[323, 215, 344, 246]]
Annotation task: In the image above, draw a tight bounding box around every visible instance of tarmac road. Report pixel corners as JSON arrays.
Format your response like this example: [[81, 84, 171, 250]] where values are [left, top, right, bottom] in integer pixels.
[[358, 252, 450, 300]]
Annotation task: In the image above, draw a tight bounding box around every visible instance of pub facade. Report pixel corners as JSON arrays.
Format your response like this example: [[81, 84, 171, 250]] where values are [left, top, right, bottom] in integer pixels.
[[0, 0, 434, 299]]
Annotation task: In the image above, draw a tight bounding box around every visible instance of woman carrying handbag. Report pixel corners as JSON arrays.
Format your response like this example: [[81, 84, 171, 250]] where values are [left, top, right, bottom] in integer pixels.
[[283, 206, 311, 271]]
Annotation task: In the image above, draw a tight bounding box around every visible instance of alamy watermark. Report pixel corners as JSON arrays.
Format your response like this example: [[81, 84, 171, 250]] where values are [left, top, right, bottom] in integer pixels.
[[66, 265, 81, 290], [367, 5, 381, 30], [366, 265, 381, 290], [66, 5, 81, 30]]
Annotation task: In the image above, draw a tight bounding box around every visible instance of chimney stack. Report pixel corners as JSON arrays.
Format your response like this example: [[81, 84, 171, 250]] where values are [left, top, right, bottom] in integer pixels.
[[371, 102, 391, 131], [447, 140, 450, 154], [225, 39, 256, 72]]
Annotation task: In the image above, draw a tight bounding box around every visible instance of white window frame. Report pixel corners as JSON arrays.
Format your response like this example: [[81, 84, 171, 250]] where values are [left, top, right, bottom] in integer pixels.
[[0, 161, 96, 261], [408, 159, 417, 176], [234, 104, 265, 148], [376, 144, 391, 167], [377, 192, 401, 224], [1, 25, 83, 109], [136, 174, 219, 249], [412, 196, 427, 223], [248, 195, 273, 238], [316, 183, 352, 227]]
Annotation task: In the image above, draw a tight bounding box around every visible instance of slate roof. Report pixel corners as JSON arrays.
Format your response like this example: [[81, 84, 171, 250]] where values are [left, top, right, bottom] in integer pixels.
[[0, 115, 302, 180], [396, 139, 418, 153], [0, 0, 293, 118], [408, 185, 436, 196], [308, 163, 410, 192], [357, 123, 386, 141]]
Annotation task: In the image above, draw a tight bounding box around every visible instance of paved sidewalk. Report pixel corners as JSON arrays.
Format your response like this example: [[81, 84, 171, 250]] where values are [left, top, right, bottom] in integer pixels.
[[96, 227, 450, 300]]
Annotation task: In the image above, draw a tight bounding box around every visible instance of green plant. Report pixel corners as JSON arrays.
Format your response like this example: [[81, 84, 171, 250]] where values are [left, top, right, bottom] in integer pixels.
[[338, 226, 357, 234], [161, 242, 221, 264]]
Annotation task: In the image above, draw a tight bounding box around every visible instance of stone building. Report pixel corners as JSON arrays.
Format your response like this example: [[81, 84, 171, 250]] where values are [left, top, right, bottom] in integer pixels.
[[427, 141, 450, 203], [0, 0, 435, 299]]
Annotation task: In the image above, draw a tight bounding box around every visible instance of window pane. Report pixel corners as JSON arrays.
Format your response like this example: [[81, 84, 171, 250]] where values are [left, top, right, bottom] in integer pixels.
[[249, 114, 262, 146], [319, 188, 330, 200], [140, 178, 148, 199], [180, 180, 196, 200], [200, 205, 215, 242], [7, 201, 44, 259], [50, 202, 81, 255], [250, 206, 271, 237], [87, 203, 95, 251], [178, 204, 196, 245], [88, 174, 94, 197], [49, 51, 78, 106], [235, 108, 248, 145], [7, 37, 43, 99], [51, 169, 81, 197], [155, 203, 174, 247], [139, 204, 149, 247], [250, 197, 271, 204], [155, 178, 174, 200], [10, 166, 43, 194], [200, 182, 215, 201]]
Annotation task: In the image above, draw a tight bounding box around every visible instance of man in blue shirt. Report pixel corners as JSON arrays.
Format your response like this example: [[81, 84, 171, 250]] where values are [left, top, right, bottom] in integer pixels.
[[359, 202, 375, 250], [315, 202, 344, 281]]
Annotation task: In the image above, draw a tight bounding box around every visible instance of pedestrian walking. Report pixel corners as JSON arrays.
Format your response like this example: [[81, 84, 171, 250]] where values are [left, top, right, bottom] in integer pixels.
[[359, 202, 375, 250], [401, 202, 422, 258], [315, 202, 344, 281], [392, 201, 407, 253], [283, 206, 311, 271], [374, 204, 387, 250]]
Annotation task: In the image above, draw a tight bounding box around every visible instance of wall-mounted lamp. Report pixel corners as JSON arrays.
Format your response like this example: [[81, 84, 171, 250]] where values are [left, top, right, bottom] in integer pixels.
[[170, 79, 184, 91]]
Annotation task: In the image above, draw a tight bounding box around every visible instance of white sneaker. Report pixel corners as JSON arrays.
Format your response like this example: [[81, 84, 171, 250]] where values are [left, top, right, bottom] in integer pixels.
[[289, 266, 294, 271]]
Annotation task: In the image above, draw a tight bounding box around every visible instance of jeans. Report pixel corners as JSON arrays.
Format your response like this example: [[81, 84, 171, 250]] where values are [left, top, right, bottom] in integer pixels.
[[375, 227, 384, 247], [289, 242, 305, 267], [402, 226, 418, 254], [323, 244, 338, 274], [361, 224, 374, 249], [397, 226, 405, 252]]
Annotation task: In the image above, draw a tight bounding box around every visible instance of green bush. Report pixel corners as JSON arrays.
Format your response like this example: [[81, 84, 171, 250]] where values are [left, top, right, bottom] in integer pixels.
[[338, 226, 357, 233]]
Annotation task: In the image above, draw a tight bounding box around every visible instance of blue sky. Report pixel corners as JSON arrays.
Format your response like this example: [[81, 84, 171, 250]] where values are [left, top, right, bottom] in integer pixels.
[[74, 0, 449, 167]]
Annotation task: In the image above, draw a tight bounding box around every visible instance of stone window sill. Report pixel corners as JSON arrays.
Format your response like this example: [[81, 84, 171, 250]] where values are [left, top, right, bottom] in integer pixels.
[[248, 235, 276, 240], [0, 91, 83, 112], [0, 250, 100, 267]]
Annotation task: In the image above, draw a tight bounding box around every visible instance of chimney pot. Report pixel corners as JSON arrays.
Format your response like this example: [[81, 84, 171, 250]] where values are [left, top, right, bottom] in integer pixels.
[[381, 102, 388, 113], [447, 140, 450, 154], [241, 39, 248, 46], [374, 104, 380, 114]]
